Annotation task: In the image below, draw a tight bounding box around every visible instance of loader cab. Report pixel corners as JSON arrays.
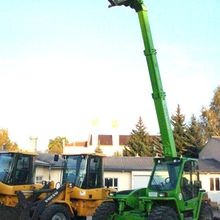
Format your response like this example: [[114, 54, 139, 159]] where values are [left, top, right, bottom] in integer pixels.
[[0, 152, 34, 185], [62, 154, 103, 189]]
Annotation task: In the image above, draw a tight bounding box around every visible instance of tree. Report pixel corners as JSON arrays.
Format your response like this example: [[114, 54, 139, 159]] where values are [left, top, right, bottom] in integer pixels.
[[201, 87, 220, 138], [187, 115, 206, 147], [123, 117, 153, 156], [48, 136, 68, 154], [0, 129, 19, 151], [151, 135, 163, 157], [171, 105, 190, 156], [95, 146, 103, 154], [185, 114, 205, 158]]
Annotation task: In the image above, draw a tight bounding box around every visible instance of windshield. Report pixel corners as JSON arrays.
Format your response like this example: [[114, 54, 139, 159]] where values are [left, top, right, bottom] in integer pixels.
[[62, 155, 87, 188], [0, 153, 14, 183], [148, 160, 181, 191]]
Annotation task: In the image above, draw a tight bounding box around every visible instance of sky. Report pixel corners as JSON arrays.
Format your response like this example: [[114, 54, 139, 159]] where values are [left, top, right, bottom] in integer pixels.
[[0, 0, 219, 151]]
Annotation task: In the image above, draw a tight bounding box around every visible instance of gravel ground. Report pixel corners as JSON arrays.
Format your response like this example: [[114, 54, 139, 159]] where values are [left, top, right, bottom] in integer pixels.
[[88, 211, 220, 220], [213, 209, 220, 219]]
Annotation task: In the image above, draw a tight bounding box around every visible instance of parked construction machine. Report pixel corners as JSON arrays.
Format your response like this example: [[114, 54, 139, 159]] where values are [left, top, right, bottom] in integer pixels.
[[26, 153, 113, 220], [0, 151, 46, 219], [93, 0, 213, 219], [0, 151, 113, 220]]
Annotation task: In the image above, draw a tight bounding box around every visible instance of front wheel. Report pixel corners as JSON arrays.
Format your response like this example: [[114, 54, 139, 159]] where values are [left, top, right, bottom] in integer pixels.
[[40, 204, 71, 220], [92, 202, 116, 220], [199, 202, 213, 220], [148, 206, 178, 220]]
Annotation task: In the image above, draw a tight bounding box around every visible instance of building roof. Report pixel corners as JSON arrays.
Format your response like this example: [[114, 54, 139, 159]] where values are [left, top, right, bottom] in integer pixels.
[[104, 156, 154, 171], [35, 153, 220, 173], [199, 137, 220, 161], [98, 135, 113, 145], [199, 159, 220, 172], [119, 135, 130, 146], [36, 153, 64, 168]]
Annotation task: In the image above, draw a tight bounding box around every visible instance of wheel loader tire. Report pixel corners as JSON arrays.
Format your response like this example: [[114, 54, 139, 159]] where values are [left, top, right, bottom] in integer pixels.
[[92, 201, 116, 220], [199, 202, 213, 220], [0, 206, 20, 220], [40, 204, 71, 220], [148, 206, 178, 220], [76, 216, 86, 220]]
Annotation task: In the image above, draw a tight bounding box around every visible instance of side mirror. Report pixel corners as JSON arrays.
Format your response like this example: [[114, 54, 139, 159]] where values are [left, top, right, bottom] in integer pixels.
[[54, 154, 59, 162]]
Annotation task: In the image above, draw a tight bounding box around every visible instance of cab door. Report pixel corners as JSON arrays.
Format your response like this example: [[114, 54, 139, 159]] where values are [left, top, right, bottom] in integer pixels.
[[181, 160, 200, 218]]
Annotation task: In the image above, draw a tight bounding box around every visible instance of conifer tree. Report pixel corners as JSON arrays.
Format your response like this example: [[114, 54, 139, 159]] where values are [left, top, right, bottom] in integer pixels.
[[123, 117, 153, 156], [185, 114, 205, 158], [171, 105, 190, 156]]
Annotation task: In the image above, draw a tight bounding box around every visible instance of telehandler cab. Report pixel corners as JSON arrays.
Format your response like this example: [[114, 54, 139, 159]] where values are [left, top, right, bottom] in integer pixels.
[[93, 0, 213, 219]]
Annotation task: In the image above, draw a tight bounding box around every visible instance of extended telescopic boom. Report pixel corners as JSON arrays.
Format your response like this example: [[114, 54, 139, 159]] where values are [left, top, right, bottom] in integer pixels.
[[109, 0, 177, 158]]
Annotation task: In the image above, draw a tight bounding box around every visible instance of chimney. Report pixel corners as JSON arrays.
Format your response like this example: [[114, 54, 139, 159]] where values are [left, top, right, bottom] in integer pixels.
[[29, 136, 38, 152]]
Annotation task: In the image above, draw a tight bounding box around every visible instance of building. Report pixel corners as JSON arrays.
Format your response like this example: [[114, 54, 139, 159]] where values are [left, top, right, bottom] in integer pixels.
[[199, 136, 220, 204], [63, 134, 130, 156], [104, 157, 153, 190], [35, 136, 220, 205], [35, 153, 63, 186]]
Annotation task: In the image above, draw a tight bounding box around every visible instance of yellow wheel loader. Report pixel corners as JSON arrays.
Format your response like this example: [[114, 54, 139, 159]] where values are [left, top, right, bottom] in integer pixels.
[[0, 151, 49, 220], [17, 153, 114, 220]]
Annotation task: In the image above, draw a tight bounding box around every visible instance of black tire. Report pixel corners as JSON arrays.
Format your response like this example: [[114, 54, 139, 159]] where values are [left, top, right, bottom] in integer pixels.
[[0, 206, 20, 220], [40, 204, 71, 220], [76, 216, 86, 220], [148, 206, 178, 220], [199, 202, 213, 220], [92, 202, 117, 220]]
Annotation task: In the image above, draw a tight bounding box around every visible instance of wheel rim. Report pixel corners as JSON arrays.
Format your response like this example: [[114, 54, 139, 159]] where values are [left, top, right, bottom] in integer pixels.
[[51, 212, 67, 220]]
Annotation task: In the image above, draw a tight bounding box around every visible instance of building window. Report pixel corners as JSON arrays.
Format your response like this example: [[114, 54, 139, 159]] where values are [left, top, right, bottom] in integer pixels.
[[210, 177, 220, 191], [105, 178, 118, 190], [210, 178, 214, 191], [36, 176, 43, 183], [216, 178, 220, 191]]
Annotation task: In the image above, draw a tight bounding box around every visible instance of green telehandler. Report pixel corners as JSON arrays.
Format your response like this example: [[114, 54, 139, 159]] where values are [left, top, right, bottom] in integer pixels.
[[93, 0, 213, 219]]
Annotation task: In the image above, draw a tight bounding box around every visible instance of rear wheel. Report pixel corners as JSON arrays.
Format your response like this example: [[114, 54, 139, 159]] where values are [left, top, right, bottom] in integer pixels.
[[40, 204, 71, 220], [92, 202, 116, 220], [148, 206, 178, 220], [199, 202, 213, 220]]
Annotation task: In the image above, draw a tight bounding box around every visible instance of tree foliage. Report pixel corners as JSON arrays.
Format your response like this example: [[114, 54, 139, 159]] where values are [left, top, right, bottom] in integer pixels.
[[48, 136, 68, 154], [171, 105, 190, 156], [95, 146, 103, 154], [151, 135, 163, 157], [0, 129, 18, 151], [185, 114, 205, 158], [201, 86, 220, 138], [123, 117, 153, 157]]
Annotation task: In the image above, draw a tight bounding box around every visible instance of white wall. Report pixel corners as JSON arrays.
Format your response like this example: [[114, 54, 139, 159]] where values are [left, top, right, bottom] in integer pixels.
[[35, 166, 62, 186], [104, 171, 131, 191], [200, 173, 220, 204], [131, 171, 152, 189], [63, 145, 124, 156]]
